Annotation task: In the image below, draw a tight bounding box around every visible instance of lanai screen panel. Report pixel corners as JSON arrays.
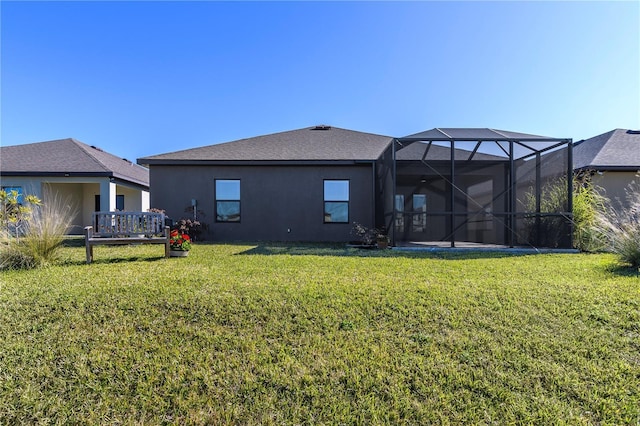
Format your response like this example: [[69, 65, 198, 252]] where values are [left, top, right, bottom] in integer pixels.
[[375, 142, 396, 234], [395, 141, 453, 243], [393, 129, 572, 248], [514, 143, 572, 248], [452, 142, 509, 245]]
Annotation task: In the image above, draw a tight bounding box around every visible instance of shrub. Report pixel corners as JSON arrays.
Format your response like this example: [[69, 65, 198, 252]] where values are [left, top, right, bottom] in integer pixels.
[[350, 222, 387, 246], [150, 207, 208, 241], [0, 192, 76, 270], [519, 172, 611, 251], [173, 218, 204, 241], [0, 241, 39, 270], [595, 180, 640, 268]]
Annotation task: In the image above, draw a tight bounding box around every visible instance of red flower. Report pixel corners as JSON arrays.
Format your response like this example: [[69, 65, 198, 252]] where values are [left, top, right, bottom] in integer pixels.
[[169, 228, 193, 251]]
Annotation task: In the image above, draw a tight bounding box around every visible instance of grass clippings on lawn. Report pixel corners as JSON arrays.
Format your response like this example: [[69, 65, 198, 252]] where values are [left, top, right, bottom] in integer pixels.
[[1, 242, 639, 424]]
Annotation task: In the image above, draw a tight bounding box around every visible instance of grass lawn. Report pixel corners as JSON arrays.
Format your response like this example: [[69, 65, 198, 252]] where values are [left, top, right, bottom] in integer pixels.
[[1, 242, 639, 424]]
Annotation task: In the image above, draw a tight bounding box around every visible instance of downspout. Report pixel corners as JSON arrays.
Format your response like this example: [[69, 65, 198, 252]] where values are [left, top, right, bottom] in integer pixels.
[[450, 139, 455, 248], [371, 160, 376, 229], [535, 152, 541, 247], [509, 141, 515, 248], [392, 139, 397, 247]]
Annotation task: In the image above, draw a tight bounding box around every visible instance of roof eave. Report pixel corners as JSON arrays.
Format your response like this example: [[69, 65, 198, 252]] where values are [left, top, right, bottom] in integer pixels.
[[0, 170, 149, 187], [0, 171, 113, 178], [575, 165, 640, 172], [110, 176, 150, 190]]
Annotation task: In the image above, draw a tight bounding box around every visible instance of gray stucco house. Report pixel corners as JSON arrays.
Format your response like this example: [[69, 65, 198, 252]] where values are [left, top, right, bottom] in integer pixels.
[[573, 129, 640, 208], [1, 138, 150, 234], [138, 126, 573, 248]]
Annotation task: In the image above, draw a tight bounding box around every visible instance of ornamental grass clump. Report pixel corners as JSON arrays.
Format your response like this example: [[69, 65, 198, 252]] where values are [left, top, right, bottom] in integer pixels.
[[595, 180, 640, 268], [572, 172, 608, 252], [0, 191, 76, 270]]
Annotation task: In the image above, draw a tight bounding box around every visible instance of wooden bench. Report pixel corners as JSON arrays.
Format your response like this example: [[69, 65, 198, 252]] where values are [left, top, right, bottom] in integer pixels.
[[84, 212, 170, 264]]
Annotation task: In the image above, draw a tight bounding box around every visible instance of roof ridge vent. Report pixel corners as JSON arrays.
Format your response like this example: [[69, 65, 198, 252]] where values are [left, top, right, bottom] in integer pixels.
[[626, 130, 640, 135], [90, 145, 104, 152], [311, 125, 331, 131]]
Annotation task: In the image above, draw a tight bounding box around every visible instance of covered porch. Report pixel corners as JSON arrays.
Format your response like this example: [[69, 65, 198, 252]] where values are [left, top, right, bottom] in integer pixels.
[[1, 176, 150, 235], [378, 128, 573, 249]]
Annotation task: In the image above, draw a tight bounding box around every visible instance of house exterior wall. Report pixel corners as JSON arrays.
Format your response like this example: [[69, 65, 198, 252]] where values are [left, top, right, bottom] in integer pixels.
[[0, 177, 91, 235], [82, 183, 100, 228], [591, 171, 640, 210], [149, 164, 376, 241], [46, 183, 84, 234], [117, 185, 145, 211], [0, 176, 48, 199]]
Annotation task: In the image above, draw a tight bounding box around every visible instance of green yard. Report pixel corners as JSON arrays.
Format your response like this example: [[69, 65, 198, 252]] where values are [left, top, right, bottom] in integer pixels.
[[1, 242, 638, 424]]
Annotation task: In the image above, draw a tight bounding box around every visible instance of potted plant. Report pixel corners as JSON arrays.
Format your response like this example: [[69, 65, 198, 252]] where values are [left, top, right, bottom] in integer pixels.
[[376, 232, 389, 249], [169, 228, 191, 257]]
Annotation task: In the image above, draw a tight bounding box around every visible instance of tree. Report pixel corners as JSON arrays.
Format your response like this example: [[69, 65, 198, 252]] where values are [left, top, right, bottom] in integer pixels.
[[0, 189, 41, 238]]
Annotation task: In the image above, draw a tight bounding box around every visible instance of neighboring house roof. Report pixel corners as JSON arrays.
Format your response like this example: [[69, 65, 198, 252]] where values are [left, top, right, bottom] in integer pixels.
[[138, 126, 394, 165], [573, 129, 640, 171], [0, 138, 149, 187]]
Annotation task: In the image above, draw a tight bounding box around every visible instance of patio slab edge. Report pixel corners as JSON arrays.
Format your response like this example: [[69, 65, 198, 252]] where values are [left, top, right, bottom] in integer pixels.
[[391, 247, 580, 254]]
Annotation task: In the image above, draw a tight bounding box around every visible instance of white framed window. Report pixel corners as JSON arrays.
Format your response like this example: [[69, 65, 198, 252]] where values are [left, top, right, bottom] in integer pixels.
[[215, 179, 241, 222], [324, 180, 349, 223]]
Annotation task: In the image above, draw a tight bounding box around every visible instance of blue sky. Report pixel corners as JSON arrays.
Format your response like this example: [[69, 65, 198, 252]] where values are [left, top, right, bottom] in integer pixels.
[[2, 1, 638, 161]]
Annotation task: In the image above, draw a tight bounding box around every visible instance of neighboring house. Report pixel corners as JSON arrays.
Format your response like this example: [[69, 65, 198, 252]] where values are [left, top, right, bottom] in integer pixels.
[[1, 138, 150, 234], [573, 129, 640, 208], [138, 126, 573, 248]]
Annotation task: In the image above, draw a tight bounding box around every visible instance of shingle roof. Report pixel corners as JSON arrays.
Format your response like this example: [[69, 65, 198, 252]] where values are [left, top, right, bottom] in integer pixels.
[[399, 128, 563, 142], [0, 138, 149, 187], [573, 129, 640, 171], [138, 126, 394, 164]]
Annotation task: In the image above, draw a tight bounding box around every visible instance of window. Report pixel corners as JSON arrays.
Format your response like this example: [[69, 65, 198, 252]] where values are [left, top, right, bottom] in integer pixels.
[[324, 180, 349, 223], [94, 194, 124, 211], [395, 194, 405, 232], [412, 194, 427, 232], [216, 179, 240, 222], [116, 195, 125, 211], [1, 186, 24, 204]]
